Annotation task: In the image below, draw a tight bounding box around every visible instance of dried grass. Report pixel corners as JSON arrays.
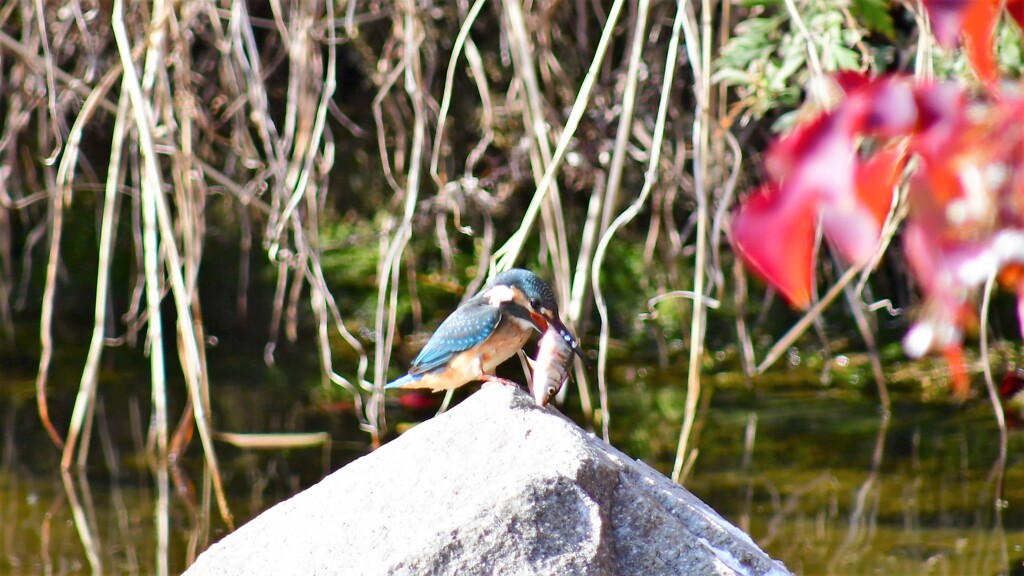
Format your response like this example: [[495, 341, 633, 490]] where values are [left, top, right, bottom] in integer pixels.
[[0, 2, 909, 559]]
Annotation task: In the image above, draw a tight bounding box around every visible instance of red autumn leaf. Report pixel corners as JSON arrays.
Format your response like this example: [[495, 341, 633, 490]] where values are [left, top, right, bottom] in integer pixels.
[[766, 110, 857, 211], [732, 184, 817, 309], [397, 391, 442, 411], [999, 264, 1024, 339], [821, 203, 886, 265], [921, 0, 973, 48], [859, 84, 917, 136], [821, 145, 907, 264], [1019, 282, 1024, 352], [944, 345, 970, 399], [1008, 0, 1024, 30], [765, 111, 851, 185], [834, 71, 870, 94], [844, 75, 918, 136], [961, 0, 1001, 83], [856, 146, 905, 227], [900, 221, 955, 320], [999, 263, 1024, 292], [1001, 368, 1024, 400], [737, 72, 1024, 398], [911, 82, 966, 162]]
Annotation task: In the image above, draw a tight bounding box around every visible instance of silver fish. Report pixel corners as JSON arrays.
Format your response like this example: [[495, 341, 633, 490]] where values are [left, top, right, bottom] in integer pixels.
[[530, 326, 576, 406]]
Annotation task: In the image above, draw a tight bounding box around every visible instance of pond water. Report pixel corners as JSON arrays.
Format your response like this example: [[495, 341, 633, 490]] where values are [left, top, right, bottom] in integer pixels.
[[2, 345, 1023, 575]]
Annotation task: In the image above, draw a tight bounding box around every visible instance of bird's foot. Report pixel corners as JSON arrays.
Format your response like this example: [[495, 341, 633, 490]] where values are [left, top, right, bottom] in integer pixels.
[[482, 375, 520, 388]]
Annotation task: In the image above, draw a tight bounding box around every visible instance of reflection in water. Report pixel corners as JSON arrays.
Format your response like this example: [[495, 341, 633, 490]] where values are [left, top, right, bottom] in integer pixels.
[[738, 412, 757, 535], [3, 363, 1024, 574], [60, 470, 101, 573], [96, 398, 140, 573], [0, 370, 358, 574], [982, 427, 1009, 575], [828, 411, 888, 572], [670, 379, 1019, 576], [40, 489, 65, 575]]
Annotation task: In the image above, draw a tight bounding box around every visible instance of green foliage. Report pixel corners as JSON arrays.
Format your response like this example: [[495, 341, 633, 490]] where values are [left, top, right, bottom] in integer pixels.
[[851, 0, 895, 39], [996, 19, 1024, 78], [714, 1, 872, 125], [714, 12, 802, 121]]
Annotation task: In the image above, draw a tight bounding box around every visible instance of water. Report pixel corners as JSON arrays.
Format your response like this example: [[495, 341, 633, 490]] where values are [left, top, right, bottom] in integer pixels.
[[2, 347, 1023, 575], [686, 386, 1022, 575]]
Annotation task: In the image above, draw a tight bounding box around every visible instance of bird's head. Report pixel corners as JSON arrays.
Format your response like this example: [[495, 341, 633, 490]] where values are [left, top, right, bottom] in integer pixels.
[[486, 268, 587, 363]]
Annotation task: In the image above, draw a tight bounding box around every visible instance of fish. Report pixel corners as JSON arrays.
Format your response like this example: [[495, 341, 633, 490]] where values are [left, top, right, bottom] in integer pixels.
[[529, 324, 581, 406]]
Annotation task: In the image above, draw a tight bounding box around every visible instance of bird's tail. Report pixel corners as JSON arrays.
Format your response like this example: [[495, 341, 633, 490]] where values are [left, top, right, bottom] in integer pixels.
[[385, 373, 421, 389]]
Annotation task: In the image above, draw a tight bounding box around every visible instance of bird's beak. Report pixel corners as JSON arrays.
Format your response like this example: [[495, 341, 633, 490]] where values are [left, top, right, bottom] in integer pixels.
[[528, 310, 550, 332], [544, 314, 590, 367]]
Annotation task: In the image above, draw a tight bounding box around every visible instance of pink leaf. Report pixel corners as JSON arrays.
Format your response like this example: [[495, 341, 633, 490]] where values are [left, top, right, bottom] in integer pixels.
[[921, 0, 973, 48], [766, 110, 857, 209], [821, 203, 884, 265], [847, 77, 918, 137]]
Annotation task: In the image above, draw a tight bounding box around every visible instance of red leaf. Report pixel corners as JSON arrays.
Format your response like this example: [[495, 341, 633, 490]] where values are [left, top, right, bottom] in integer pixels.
[[912, 82, 966, 161], [766, 111, 857, 209], [821, 204, 886, 265], [943, 345, 970, 400], [834, 71, 871, 95], [1000, 368, 1024, 400], [821, 145, 907, 265], [961, 0, 1001, 83], [732, 184, 817, 309], [1008, 0, 1024, 31], [921, 0, 973, 47], [856, 146, 905, 226], [902, 221, 943, 304], [1019, 283, 1024, 350], [848, 77, 918, 137], [397, 391, 442, 411], [915, 150, 968, 220]]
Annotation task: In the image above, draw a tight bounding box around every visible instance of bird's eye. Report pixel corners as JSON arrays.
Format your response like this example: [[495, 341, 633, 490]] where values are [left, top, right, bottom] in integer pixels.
[[530, 298, 541, 310], [546, 385, 557, 397]]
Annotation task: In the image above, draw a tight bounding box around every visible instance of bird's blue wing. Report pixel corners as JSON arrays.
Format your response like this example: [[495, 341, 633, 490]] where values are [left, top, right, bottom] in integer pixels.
[[408, 299, 500, 375]]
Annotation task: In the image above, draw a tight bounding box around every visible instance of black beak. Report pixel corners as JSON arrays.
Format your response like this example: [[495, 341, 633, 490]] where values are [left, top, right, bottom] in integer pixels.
[[507, 302, 591, 369], [546, 315, 591, 368]]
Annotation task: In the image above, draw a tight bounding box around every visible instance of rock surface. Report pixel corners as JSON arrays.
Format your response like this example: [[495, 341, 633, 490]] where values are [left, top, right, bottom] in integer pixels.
[[185, 384, 791, 576]]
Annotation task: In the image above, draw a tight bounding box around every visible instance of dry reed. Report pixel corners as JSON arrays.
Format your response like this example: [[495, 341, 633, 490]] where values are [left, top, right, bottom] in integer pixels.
[[1, 4, 943, 566]]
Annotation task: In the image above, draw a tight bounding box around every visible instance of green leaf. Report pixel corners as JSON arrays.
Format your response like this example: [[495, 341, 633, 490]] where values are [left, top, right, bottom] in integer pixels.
[[711, 68, 755, 86], [769, 51, 805, 90], [851, 0, 895, 38], [831, 46, 862, 71]]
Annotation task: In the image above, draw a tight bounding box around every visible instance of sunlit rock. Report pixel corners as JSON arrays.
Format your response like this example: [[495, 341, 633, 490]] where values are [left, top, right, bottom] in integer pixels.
[[185, 384, 791, 576]]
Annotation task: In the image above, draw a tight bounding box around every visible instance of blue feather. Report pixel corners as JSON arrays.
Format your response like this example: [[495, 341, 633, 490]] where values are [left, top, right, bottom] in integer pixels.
[[386, 373, 422, 388], [407, 297, 500, 374]]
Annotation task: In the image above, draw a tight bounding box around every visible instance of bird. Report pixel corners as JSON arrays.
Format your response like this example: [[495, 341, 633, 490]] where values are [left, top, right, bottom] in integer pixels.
[[386, 268, 584, 392]]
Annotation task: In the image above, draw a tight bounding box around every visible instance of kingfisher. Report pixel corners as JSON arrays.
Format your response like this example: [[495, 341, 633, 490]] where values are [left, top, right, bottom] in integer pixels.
[[386, 268, 585, 392]]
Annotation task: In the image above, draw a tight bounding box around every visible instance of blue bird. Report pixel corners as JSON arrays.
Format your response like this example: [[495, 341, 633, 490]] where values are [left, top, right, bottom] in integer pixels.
[[386, 268, 584, 392]]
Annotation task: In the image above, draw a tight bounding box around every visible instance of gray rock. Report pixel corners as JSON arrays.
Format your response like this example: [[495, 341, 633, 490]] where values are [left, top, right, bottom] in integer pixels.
[[186, 384, 791, 576]]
